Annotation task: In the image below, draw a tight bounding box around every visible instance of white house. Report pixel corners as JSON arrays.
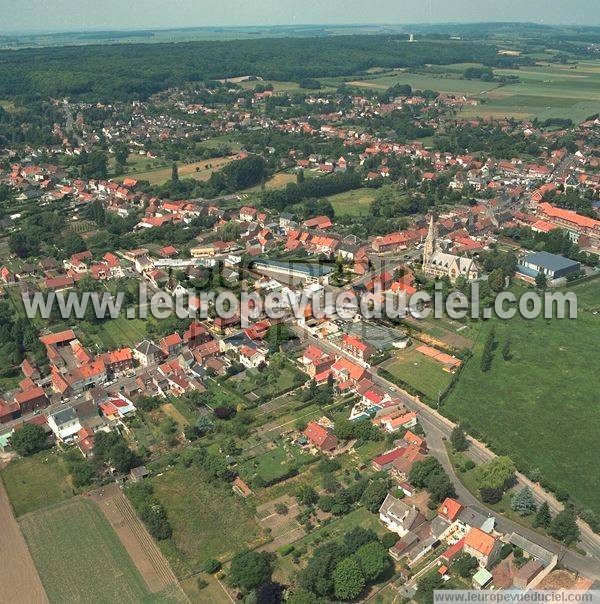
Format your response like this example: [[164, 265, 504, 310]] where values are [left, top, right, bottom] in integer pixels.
[[47, 407, 82, 442], [379, 493, 425, 537]]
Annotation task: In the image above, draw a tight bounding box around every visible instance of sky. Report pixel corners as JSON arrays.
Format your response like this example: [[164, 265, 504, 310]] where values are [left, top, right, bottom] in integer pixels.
[[1, 0, 599, 32]]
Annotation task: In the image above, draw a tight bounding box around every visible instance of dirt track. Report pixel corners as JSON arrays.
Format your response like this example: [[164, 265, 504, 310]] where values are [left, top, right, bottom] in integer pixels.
[[0, 480, 48, 604], [89, 484, 184, 597]]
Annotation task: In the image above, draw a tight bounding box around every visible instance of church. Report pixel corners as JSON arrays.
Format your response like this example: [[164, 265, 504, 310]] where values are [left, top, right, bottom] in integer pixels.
[[422, 216, 479, 282]]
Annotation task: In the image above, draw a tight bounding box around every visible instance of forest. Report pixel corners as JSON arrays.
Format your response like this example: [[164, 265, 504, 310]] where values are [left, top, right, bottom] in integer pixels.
[[0, 35, 499, 102]]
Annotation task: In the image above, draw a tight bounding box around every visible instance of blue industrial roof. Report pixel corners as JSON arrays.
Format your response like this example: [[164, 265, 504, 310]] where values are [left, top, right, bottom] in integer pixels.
[[254, 259, 332, 276], [521, 251, 580, 272]]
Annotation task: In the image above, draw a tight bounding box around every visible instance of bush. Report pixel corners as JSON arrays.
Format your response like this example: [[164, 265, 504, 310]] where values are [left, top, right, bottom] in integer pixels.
[[480, 487, 503, 504], [203, 558, 221, 574]]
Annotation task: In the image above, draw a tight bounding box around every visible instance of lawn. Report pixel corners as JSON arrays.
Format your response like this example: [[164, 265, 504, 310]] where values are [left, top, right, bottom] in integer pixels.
[[151, 465, 268, 577], [78, 316, 148, 350], [236, 365, 304, 400], [20, 498, 159, 604], [239, 441, 315, 485], [1, 450, 73, 517], [328, 188, 377, 217], [382, 347, 453, 401], [118, 155, 235, 185], [443, 280, 600, 515]]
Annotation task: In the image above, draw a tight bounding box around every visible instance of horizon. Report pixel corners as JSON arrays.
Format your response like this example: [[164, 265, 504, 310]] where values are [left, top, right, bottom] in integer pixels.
[[2, 0, 600, 34]]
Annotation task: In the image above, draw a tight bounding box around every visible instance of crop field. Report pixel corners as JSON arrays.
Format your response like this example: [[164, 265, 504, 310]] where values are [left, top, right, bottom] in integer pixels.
[[444, 280, 600, 514], [381, 347, 453, 401], [344, 70, 499, 95], [151, 466, 268, 576], [328, 188, 377, 217], [344, 61, 600, 122], [1, 450, 73, 517], [118, 155, 235, 185], [20, 499, 159, 604], [471, 62, 600, 121]]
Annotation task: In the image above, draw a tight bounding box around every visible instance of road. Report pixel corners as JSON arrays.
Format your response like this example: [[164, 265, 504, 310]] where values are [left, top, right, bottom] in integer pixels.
[[293, 324, 600, 579]]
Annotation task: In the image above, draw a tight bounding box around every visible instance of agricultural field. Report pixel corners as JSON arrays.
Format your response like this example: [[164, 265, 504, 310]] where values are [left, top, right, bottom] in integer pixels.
[[342, 69, 500, 95], [381, 346, 454, 401], [342, 60, 600, 122], [1, 450, 73, 517], [117, 155, 235, 185], [151, 465, 268, 576], [444, 280, 600, 515], [19, 498, 173, 604], [466, 61, 600, 121], [242, 170, 298, 193], [328, 188, 377, 217]]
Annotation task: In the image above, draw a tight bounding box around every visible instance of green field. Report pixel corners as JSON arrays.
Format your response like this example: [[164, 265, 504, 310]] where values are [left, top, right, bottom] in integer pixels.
[[444, 280, 600, 514], [79, 316, 149, 350], [343, 61, 600, 122], [151, 466, 267, 576], [20, 499, 156, 604], [342, 69, 500, 95], [1, 451, 73, 517], [382, 347, 454, 401], [117, 155, 235, 185], [239, 442, 314, 484], [328, 188, 377, 217]]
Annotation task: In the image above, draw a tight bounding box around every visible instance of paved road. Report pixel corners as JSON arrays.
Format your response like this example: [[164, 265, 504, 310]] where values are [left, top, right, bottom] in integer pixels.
[[293, 325, 600, 579]]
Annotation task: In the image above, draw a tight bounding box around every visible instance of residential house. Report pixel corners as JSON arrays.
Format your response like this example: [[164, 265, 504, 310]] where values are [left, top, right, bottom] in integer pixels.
[[304, 421, 338, 452], [379, 493, 426, 537]]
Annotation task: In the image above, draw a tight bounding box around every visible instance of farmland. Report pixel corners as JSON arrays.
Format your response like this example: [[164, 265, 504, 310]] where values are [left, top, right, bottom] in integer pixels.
[[343, 60, 600, 122], [1, 450, 73, 517], [443, 280, 600, 514], [117, 155, 236, 185], [19, 498, 175, 603], [151, 465, 268, 577]]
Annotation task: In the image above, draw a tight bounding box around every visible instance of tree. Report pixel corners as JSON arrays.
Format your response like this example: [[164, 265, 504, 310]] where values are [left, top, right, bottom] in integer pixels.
[[109, 441, 140, 473], [502, 336, 511, 361], [548, 507, 580, 545], [511, 487, 537, 516], [257, 582, 284, 604], [416, 571, 443, 603], [453, 554, 479, 578], [533, 501, 552, 529], [480, 487, 503, 504], [360, 479, 391, 513], [480, 326, 496, 372], [427, 472, 455, 506], [10, 424, 47, 456], [475, 456, 516, 491], [450, 425, 469, 452], [171, 162, 179, 181], [488, 268, 505, 293], [342, 527, 378, 555], [333, 556, 365, 601], [355, 541, 390, 582], [535, 271, 547, 290], [203, 558, 221, 573], [297, 485, 318, 506], [229, 550, 272, 591], [286, 590, 321, 604]]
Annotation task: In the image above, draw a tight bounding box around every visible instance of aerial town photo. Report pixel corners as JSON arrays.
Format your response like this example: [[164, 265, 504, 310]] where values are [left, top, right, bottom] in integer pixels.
[[0, 1, 599, 603]]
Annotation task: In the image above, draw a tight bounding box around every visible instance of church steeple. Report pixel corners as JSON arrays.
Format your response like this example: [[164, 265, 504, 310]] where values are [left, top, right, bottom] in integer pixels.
[[423, 214, 437, 266]]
